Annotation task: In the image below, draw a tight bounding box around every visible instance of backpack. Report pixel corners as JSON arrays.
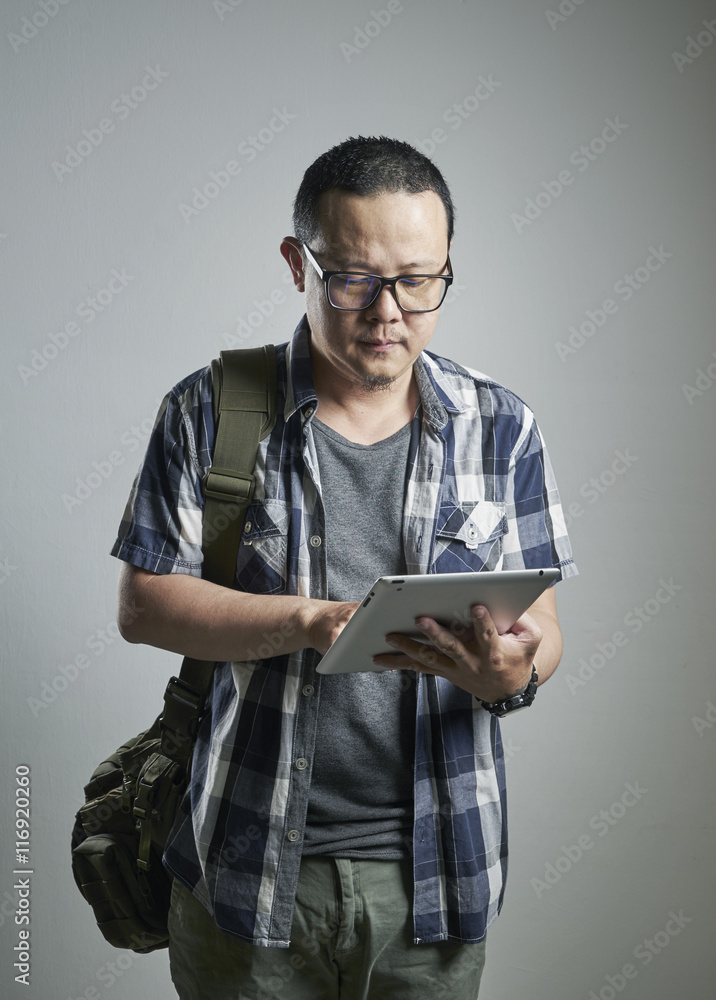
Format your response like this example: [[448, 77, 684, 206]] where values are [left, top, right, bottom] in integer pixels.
[[70, 345, 277, 953]]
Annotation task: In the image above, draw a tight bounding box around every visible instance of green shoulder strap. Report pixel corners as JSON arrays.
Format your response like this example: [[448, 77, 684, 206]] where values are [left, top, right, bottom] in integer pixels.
[[203, 345, 277, 583], [160, 345, 277, 763]]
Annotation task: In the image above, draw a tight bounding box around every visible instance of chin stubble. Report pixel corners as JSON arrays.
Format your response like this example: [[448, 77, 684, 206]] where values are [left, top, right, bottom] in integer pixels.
[[361, 374, 396, 392]]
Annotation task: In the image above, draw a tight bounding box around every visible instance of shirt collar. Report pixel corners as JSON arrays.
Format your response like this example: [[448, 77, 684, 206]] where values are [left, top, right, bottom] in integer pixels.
[[283, 316, 318, 421], [409, 353, 475, 433]]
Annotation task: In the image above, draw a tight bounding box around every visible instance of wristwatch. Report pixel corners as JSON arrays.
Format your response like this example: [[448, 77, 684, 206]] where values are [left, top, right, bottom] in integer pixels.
[[479, 665, 539, 717]]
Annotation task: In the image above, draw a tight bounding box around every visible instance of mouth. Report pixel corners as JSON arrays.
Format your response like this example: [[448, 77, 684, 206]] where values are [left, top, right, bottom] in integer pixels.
[[358, 339, 404, 352]]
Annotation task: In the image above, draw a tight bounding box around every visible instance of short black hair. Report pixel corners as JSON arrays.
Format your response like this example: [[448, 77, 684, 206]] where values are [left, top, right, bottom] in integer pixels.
[[292, 135, 455, 247]]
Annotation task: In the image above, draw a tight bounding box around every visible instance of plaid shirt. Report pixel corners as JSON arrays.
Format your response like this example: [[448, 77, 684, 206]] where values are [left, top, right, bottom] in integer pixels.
[[112, 317, 576, 947]]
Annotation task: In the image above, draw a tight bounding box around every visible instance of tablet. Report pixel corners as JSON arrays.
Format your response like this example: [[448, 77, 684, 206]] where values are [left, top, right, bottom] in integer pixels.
[[316, 568, 559, 675]]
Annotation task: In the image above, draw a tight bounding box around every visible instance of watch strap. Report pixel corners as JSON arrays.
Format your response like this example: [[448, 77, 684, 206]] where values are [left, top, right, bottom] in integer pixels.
[[479, 665, 539, 717]]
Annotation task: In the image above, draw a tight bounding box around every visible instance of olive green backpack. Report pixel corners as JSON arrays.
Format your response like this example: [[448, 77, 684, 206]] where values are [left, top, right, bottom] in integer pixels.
[[71, 345, 276, 953]]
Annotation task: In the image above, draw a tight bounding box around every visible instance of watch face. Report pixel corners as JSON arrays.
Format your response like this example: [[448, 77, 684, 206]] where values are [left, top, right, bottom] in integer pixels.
[[502, 697, 532, 715], [484, 698, 526, 717]]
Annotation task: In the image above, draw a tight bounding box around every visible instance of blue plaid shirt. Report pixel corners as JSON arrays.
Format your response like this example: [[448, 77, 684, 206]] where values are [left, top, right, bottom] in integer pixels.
[[112, 317, 576, 947]]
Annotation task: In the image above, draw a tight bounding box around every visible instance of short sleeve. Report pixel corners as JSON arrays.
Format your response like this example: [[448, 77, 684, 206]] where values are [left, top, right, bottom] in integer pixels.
[[110, 367, 215, 576], [501, 413, 578, 581]]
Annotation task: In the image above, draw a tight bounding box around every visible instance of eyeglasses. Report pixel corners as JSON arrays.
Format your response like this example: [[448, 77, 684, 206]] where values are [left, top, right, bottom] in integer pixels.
[[302, 244, 453, 313]]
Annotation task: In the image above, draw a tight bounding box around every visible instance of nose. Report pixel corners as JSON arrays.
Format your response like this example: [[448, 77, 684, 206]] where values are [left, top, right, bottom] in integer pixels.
[[366, 283, 402, 321]]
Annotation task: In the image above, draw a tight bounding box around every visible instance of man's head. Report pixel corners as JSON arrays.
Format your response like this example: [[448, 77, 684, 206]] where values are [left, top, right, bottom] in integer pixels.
[[291, 135, 455, 249], [281, 136, 455, 397]]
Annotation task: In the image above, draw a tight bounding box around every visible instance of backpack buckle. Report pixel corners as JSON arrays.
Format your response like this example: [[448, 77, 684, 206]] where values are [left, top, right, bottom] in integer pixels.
[[160, 677, 204, 760], [202, 469, 255, 505]]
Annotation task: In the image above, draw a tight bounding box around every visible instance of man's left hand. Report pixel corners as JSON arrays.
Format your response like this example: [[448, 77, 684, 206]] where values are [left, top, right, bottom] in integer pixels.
[[372, 604, 543, 702]]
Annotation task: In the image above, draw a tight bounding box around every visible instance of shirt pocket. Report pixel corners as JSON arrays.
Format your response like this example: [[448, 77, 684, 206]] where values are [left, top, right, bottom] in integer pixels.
[[235, 499, 292, 595], [431, 500, 507, 573]]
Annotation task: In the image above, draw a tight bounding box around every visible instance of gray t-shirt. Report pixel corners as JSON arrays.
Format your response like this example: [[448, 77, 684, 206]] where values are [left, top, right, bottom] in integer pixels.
[[302, 416, 417, 858]]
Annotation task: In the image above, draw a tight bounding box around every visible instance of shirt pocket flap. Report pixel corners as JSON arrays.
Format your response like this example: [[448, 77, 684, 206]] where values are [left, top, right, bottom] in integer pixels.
[[241, 500, 291, 542], [436, 501, 507, 550]]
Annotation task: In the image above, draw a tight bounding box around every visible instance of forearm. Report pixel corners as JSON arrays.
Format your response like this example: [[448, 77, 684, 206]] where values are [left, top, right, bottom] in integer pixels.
[[117, 564, 344, 662], [530, 605, 563, 686]]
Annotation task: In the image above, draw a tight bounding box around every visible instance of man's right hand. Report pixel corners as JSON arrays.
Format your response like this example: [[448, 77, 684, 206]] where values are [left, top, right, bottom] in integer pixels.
[[303, 600, 360, 655]]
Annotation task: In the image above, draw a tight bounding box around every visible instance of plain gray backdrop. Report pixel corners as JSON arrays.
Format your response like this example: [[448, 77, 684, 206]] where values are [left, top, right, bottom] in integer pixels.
[[1, 0, 715, 997]]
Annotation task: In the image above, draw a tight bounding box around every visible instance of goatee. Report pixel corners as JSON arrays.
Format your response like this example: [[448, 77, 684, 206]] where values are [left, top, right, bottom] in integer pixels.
[[361, 374, 396, 392]]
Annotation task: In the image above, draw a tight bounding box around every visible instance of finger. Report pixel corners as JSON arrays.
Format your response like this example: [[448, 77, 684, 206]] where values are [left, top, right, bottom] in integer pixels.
[[414, 617, 468, 660], [376, 638, 444, 673], [470, 604, 497, 646], [374, 636, 424, 666]]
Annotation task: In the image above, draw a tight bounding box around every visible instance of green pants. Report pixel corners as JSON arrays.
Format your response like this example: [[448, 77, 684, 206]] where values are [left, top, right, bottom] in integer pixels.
[[168, 857, 486, 999]]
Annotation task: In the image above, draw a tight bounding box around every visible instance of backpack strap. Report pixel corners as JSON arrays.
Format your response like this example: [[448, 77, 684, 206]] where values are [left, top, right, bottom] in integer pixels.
[[203, 346, 277, 584], [160, 345, 277, 763]]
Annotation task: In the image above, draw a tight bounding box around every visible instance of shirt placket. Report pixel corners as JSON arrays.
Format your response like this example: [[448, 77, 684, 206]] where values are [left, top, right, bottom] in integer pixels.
[[402, 413, 453, 939], [267, 413, 327, 944]]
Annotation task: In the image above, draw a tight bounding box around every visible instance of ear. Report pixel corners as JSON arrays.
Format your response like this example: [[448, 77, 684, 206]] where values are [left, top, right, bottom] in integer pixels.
[[280, 238, 306, 292]]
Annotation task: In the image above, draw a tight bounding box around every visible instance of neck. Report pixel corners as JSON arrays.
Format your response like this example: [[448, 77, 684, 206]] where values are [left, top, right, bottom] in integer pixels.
[[312, 360, 419, 445]]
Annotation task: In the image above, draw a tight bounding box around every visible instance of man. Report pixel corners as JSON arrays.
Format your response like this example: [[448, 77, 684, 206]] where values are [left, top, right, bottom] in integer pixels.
[[114, 136, 576, 999]]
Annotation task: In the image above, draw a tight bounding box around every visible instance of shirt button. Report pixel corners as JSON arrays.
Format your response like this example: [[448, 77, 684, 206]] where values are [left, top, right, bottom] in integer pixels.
[[302, 684, 315, 697], [243, 521, 252, 534], [467, 526, 477, 538], [295, 757, 308, 770], [286, 829, 300, 842], [310, 535, 322, 547], [304, 407, 314, 418]]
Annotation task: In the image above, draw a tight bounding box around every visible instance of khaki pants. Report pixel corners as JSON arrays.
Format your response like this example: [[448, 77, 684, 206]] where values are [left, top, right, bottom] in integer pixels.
[[168, 857, 486, 999]]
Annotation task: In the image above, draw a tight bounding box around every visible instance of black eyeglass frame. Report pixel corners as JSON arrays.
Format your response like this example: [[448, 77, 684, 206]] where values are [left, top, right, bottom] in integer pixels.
[[302, 243, 454, 313]]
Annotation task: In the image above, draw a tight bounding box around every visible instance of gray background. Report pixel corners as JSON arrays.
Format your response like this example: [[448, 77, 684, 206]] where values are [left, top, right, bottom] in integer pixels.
[[1, 0, 715, 997]]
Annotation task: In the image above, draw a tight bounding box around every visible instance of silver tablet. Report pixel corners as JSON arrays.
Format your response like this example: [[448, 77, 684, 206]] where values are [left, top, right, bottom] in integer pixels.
[[316, 568, 559, 675]]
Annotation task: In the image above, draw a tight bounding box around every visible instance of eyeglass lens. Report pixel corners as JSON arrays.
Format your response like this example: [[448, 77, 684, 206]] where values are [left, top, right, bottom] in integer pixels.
[[327, 274, 447, 312]]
